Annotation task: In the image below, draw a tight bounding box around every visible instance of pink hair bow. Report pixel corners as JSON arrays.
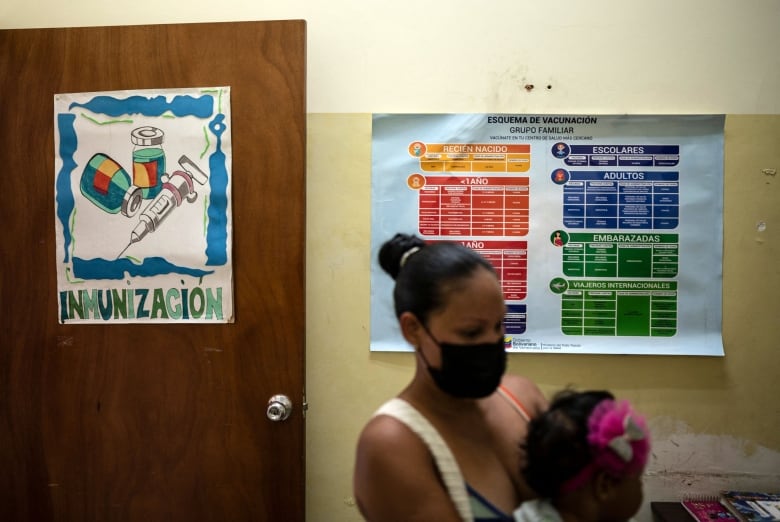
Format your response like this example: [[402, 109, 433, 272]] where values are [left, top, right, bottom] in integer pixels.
[[606, 414, 647, 462], [560, 399, 651, 494]]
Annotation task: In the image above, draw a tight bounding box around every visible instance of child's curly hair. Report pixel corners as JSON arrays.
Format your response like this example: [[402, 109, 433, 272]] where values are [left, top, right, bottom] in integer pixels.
[[522, 389, 650, 497]]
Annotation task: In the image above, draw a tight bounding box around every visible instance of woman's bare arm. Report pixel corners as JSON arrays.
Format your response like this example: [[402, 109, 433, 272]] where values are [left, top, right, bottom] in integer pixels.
[[354, 415, 464, 522]]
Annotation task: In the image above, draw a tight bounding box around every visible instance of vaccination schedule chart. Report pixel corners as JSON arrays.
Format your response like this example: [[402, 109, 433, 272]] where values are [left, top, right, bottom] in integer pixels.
[[370, 114, 724, 356]]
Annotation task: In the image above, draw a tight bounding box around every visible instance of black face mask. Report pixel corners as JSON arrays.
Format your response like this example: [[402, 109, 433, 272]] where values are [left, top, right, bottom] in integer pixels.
[[419, 326, 507, 399]]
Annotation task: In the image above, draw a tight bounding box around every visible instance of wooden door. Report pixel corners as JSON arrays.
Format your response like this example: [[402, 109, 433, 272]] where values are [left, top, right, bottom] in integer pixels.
[[0, 21, 306, 521]]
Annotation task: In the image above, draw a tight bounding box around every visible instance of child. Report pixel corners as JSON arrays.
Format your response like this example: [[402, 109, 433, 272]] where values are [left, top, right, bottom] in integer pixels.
[[515, 389, 651, 522]]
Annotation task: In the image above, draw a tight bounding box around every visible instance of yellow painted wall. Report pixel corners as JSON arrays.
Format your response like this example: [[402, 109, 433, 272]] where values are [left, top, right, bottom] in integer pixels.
[[3, 0, 778, 517], [306, 114, 780, 521]]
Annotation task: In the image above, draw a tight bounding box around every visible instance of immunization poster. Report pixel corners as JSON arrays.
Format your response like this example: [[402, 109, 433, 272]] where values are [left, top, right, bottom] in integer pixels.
[[370, 114, 725, 355], [54, 87, 234, 324]]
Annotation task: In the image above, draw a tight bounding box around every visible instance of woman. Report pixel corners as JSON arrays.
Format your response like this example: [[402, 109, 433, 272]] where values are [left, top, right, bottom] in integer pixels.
[[354, 233, 548, 522]]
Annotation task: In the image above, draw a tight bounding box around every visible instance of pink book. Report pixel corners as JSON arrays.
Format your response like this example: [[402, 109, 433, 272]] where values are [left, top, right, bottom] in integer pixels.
[[683, 498, 739, 522]]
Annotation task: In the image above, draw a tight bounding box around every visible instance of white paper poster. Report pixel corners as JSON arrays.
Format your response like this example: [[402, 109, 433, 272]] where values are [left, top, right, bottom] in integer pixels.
[[54, 87, 233, 323], [371, 114, 724, 355]]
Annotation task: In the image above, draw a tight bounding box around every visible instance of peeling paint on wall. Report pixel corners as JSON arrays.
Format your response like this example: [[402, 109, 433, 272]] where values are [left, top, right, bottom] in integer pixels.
[[636, 418, 780, 522]]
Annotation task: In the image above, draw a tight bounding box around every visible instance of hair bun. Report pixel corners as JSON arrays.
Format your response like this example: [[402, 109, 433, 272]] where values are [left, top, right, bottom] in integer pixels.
[[378, 233, 426, 279]]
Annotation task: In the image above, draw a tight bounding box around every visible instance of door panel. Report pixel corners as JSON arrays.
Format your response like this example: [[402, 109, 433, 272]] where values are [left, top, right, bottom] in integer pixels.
[[0, 21, 306, 521]]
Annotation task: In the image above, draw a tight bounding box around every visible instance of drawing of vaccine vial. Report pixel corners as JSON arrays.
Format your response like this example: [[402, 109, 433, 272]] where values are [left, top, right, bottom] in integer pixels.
[[131, 126, 165, 199], [80, 152, 134, 214]]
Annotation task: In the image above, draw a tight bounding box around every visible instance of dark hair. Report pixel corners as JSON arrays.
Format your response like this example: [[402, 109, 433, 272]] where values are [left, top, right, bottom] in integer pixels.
[[522, 389, 615, 498], [377, 233, 495, 325]]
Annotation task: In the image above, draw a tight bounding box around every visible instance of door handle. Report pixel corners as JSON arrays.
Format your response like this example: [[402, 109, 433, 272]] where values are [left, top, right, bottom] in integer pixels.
[[267, 394, 293, 421]]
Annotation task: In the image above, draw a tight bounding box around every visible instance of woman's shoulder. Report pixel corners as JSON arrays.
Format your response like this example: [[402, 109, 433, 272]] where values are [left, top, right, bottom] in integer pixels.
[[356, 399, 436, 462], [357, 401, 411, 444], [499, 373, 548, 417], [354, 401, 465, 521]]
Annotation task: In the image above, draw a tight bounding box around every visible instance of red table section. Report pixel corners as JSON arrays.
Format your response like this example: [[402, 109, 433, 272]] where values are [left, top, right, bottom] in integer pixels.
[[418, 176, 529, 237]]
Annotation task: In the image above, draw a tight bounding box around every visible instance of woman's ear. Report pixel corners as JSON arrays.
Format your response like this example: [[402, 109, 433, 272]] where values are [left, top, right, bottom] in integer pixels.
[[399, 311, 423, 347]]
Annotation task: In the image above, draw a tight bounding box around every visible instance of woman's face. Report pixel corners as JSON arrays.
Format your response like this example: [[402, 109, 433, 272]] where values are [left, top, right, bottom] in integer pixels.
[[422, 267, 506, 362]]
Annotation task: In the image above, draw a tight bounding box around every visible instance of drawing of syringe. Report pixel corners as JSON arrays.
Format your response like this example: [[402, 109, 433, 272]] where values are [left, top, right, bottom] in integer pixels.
[[117, 155, 208, 258]]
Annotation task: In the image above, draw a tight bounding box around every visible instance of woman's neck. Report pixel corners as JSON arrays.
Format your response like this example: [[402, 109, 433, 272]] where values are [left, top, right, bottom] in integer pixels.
[[400, 376, 485, 421]]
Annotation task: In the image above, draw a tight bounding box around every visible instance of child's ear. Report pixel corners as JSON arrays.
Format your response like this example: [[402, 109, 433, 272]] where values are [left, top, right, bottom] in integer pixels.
[[399, 311, 424, 347], [592, 470, 618, 502]]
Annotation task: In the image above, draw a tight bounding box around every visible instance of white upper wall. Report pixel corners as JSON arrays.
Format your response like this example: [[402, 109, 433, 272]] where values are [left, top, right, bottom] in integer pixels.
[[2, 0, 778, 114]]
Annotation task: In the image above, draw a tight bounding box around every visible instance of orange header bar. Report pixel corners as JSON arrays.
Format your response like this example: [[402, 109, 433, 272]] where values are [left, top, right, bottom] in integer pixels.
[[425, 143, 530, 154]]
